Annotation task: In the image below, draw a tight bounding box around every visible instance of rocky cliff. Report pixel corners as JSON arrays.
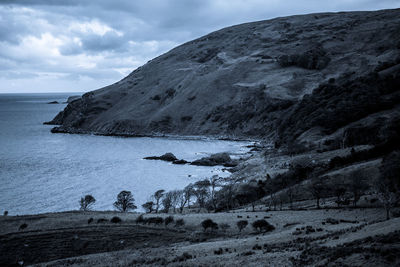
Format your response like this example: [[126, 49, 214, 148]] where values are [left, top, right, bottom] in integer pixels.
[[47, 9, 400, 147]]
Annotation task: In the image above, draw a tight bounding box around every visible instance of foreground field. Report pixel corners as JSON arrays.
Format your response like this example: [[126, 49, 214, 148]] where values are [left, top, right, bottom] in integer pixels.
[[1, 208, 399, 266]]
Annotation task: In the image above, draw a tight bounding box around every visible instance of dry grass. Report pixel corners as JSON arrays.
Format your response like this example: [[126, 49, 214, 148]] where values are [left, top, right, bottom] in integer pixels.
[[1, 207, 399, 266]]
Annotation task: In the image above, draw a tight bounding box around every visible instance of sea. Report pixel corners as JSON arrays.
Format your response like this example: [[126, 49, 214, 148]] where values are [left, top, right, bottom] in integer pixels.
[[0, 93, 250, 215]]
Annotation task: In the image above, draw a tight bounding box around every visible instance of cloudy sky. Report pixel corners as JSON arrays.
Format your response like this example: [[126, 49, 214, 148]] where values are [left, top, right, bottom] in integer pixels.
[[1, 0, 399, 93]]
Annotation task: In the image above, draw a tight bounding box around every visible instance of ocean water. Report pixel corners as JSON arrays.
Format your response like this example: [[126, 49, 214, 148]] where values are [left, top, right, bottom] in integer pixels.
[[0, 93, 250, 215]]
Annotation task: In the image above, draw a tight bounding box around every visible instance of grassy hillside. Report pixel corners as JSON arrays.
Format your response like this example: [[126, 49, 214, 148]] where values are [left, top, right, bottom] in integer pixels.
[[47, 9, 400, 149]]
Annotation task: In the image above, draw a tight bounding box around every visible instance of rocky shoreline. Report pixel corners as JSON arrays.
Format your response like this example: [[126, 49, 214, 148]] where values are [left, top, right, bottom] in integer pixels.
[[45, 124, 260, 143], [144, 152, 240, 167]]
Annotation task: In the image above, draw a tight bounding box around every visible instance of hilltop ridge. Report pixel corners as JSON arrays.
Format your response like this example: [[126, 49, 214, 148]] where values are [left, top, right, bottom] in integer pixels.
[[47, 9, 400, 149]]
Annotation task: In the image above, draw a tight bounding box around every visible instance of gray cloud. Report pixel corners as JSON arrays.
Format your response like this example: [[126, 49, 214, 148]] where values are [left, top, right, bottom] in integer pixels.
[[0, 0, 399, 93]]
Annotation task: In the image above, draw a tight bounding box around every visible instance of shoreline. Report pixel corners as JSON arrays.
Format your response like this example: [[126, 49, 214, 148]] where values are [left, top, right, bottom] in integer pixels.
[[46, 124, 266, 143]]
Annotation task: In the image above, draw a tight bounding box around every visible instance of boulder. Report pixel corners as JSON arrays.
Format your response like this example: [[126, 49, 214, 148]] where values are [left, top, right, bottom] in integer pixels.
[[143, 152, 178, 162], [190, 152, 236, 167], [172, 159, 189, 165], [190, 158, 218, 166], [159, 153, 178, 161]]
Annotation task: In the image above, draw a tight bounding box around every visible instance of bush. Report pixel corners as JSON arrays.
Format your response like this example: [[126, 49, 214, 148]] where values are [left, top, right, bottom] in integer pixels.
[[165, 216, 174, 226], [214, 248, 223, 255], [252, 220, 275, 233], [237, 220, 248, 232], [88, 218, 94, 224], [19, 223, 28, 231], [146, 217, 164, 225], [97, 218, 108, 223], [175, 218, 185, 227], [3, 211, 8, 216], [135, 214, 145, 224], [111, 216, 122, 223], [276, 73, 400, 147], [201, 219, 218, 232]]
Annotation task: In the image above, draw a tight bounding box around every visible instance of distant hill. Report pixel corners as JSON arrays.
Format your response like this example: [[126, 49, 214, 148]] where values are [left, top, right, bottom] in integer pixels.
[[47, 9, 400, 149]]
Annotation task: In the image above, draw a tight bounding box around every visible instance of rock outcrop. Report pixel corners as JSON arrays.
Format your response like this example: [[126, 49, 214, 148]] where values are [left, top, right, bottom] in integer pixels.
[[144, 153, 178, 162], [66, 95, 81, 104], [47, 9, 400, 147], [190, 153, 238, 167]]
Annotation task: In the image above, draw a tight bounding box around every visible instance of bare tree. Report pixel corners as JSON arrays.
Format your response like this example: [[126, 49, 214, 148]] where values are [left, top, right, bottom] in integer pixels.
[[170, 190, 181, 213], [193, 179, 210, 212], [153, 189, 165, 213], [279, 194, 285, 210], [161, 192, 172, 213], [377, 151, 400, 219], [221, 178, 238, 210], [264, 182, 277, 211], [309, 177, 326, 209], [79, 194, 96, 211], [270, 192, 278, 211], [349, 170, 369, 207], [162, 191, 173, 213], [142, 201, 154, 213], [331, 179, 347, 208], [183, 184, 194, 210], [235, 183, 260, 212], [209, 175, 221, 210], [286, 186, 296, 209], [176, 190, 187, 213], [375, 177, 397, 220], [114, 191, 137, 212]]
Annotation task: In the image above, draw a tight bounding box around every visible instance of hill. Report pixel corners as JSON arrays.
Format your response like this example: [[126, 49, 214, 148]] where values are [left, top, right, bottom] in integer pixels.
[[47, 9, 400, 149]]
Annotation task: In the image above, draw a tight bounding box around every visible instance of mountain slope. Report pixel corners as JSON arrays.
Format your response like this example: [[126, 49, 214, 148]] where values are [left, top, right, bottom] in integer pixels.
[[48, 9, 400, 145]]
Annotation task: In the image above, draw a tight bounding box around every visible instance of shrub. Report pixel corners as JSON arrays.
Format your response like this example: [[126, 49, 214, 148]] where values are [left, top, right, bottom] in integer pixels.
[[214, 248, 223, 255], [97, 218, 108, 223], [3, 211, 8, 216], [201, 219, 218, 232], [165, 216, 174, 226], [175, 218, 185, 227], [111, 216, 122, 223], [135, 214, 145, 224], [252, 244, 262, 250], [237, 220, 248, 232], [147, 217, 164, 225], [87, 217, 94, 224], [19, 223, 28, 231], [252, 220, 275, 233], [151, 95, 161, 100]]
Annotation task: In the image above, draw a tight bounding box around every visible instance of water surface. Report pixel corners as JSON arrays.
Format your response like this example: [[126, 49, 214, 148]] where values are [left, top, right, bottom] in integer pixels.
[[0, 93, 250, 215]]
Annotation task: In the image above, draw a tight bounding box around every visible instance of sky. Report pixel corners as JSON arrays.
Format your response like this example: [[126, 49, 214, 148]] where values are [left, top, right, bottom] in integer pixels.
[[0, 0, 399, 93]]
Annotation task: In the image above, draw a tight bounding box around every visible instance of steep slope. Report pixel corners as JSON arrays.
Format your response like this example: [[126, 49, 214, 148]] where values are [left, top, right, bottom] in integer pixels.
[[47, 9, 400, 144]]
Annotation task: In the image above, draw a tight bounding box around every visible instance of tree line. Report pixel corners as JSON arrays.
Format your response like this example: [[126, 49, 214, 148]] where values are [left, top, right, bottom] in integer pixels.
[[77, 151, 399, 220]]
